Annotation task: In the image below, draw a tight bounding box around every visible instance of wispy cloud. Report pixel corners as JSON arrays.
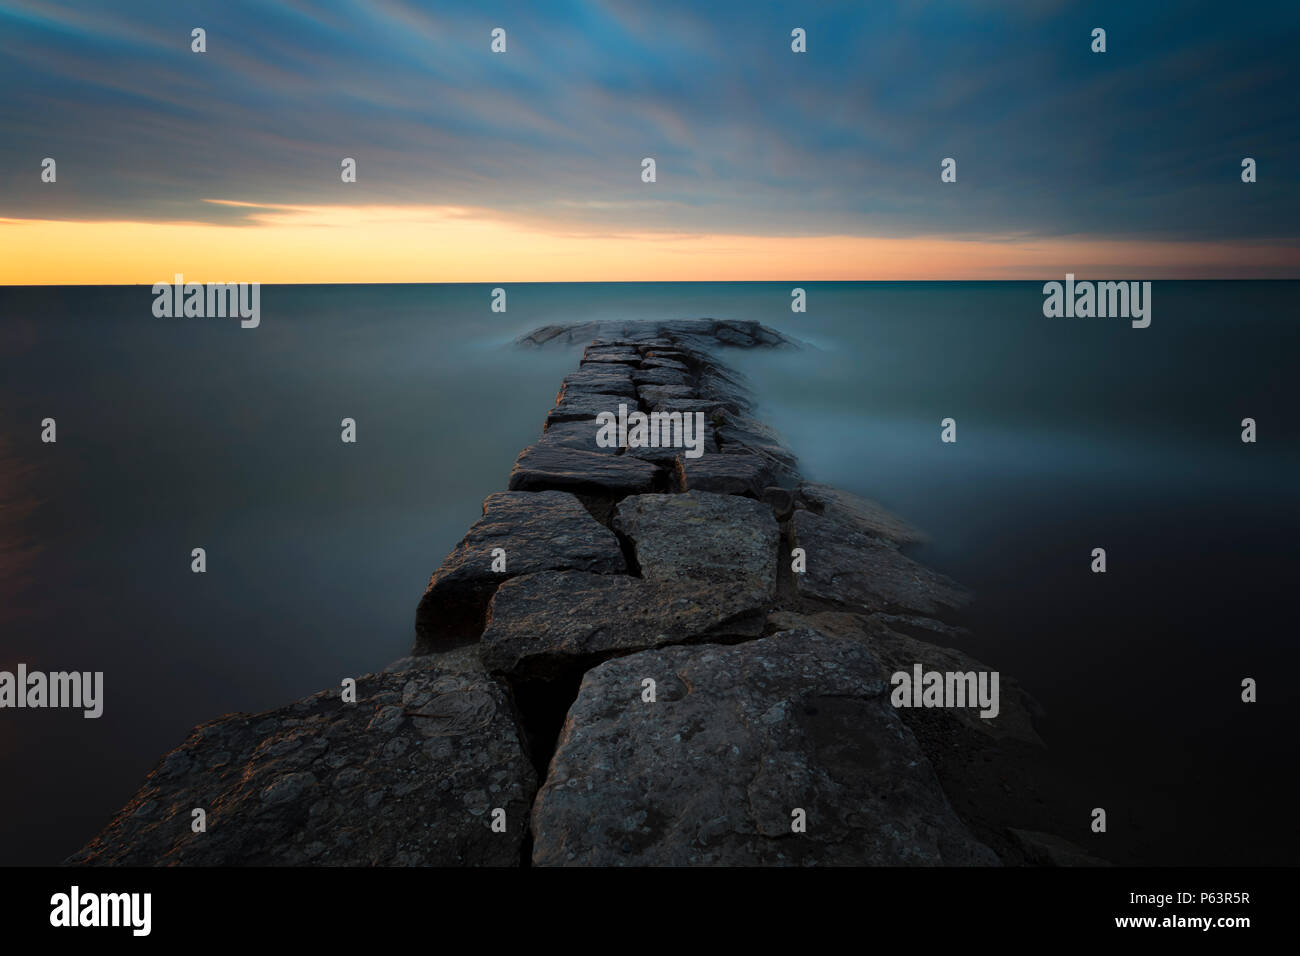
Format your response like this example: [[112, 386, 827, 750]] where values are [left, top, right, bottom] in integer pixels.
[[0, 0, 1297, 278]]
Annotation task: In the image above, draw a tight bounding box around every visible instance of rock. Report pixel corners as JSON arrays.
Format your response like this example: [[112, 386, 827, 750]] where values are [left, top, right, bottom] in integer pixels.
[[638, 385, 700, 406], [507, 444, 662, 496], [559, 365, 637, 398], [766, 610, 1043, 747], [713, 413, 797, 467], [648, 398, 730, 417], [68, 662, 536, 866], [414, 491, 626, 651], [530, 630, 999, 866], [479, 571, 768, 679], [534, 419, 617, 453], [613, 491, 779, 596], [624, 445, 684, 467], [642, 348, 694, 362], [632, 367, 693, 388], [676, 451, 776, 498], [640, 357, 691, 373], [579, 352, 641, 366], [864, 619, 1044, 746], [714, 326, 753, 346], [622, 424, 719, 466], [544, 392, 629, 427], [761, 486, 796, 521], [792, 510, 969, 616], [385, 645, 483, 675], [515, 319, 801, 351], [799, 482, 928, 547], [515, 325, 566, 347]]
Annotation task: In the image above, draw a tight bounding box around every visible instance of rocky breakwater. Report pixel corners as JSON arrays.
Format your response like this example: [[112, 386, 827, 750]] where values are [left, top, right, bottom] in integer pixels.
[[71, 318, 1102, 867]]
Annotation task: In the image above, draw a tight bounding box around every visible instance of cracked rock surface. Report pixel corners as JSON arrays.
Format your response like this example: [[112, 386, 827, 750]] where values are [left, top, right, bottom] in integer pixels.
[[68, 656, 535, 866], [530, 629, 999, 866]]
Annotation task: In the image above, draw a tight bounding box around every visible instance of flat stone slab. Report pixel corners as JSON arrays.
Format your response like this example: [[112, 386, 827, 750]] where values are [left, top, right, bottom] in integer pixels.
[[641, 357, 691, 373], [638, 385, 699, 406], [632, 367, 693, 387], [508, 444, 662, 496], [579, 352, 642, 366], [545, 393, 630, 427], [613, 491, 778, 597], [69, 659, 536, 866], [622, 424, 719, 465], [530, 630, 998, 866], [649, 398, 729, 416], [414, 491, 626, 650], [676, 450, 776, 497], [792, 510, 969, 616], [479, 570, 767, 679], [534, 419, 616, 453], [559, 366, 637, 398], [642, 348, 694, 362]]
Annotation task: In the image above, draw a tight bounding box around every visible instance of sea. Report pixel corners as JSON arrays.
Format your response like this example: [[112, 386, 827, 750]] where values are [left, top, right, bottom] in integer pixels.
[[1, 281, 1296, 865]]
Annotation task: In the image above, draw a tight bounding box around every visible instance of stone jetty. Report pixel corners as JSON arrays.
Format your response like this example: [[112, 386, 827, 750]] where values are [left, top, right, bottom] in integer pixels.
[[69, 319, 1102, 867]]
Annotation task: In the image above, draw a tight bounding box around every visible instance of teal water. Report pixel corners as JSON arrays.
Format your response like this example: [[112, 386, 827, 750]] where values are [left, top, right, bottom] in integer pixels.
[[0, 281, 1296, 865]]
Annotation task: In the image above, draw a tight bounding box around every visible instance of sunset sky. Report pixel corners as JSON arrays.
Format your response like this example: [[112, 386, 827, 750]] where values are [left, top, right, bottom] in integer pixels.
[[1, 0, 1297, 283]]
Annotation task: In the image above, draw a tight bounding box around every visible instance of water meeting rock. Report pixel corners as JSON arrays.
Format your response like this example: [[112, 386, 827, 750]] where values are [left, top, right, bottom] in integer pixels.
[[791, 509, 970, 617], [76, 318, 1084, 868], [798, 481, 929, 547]]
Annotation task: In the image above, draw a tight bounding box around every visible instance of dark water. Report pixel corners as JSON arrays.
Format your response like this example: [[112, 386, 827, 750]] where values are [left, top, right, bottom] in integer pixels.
[[1, 281, 1296, 866]]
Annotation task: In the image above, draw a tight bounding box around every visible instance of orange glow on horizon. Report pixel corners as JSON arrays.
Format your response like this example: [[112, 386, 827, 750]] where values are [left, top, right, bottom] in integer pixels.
[[2, 203, 1297, 284]]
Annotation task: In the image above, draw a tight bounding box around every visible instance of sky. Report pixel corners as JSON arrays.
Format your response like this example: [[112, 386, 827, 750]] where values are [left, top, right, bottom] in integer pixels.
[[1, 0, 1297, 282]]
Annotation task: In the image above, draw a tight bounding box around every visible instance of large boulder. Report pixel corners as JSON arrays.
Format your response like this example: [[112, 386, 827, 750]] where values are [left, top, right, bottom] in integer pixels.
[[414, 491, 626, 651], [530, 630, 999, 866], [68, 657, 536, 866], [612, 491, 778, 597], [676, 450, 777, 497]]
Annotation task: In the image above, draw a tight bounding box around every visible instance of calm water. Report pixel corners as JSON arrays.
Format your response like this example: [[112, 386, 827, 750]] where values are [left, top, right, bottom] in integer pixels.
[[1, 281, 1296, 865]]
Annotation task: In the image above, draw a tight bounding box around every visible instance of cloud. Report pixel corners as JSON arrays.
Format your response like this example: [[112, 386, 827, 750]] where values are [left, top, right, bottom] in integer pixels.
[[0, 0, 1296, 250]]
